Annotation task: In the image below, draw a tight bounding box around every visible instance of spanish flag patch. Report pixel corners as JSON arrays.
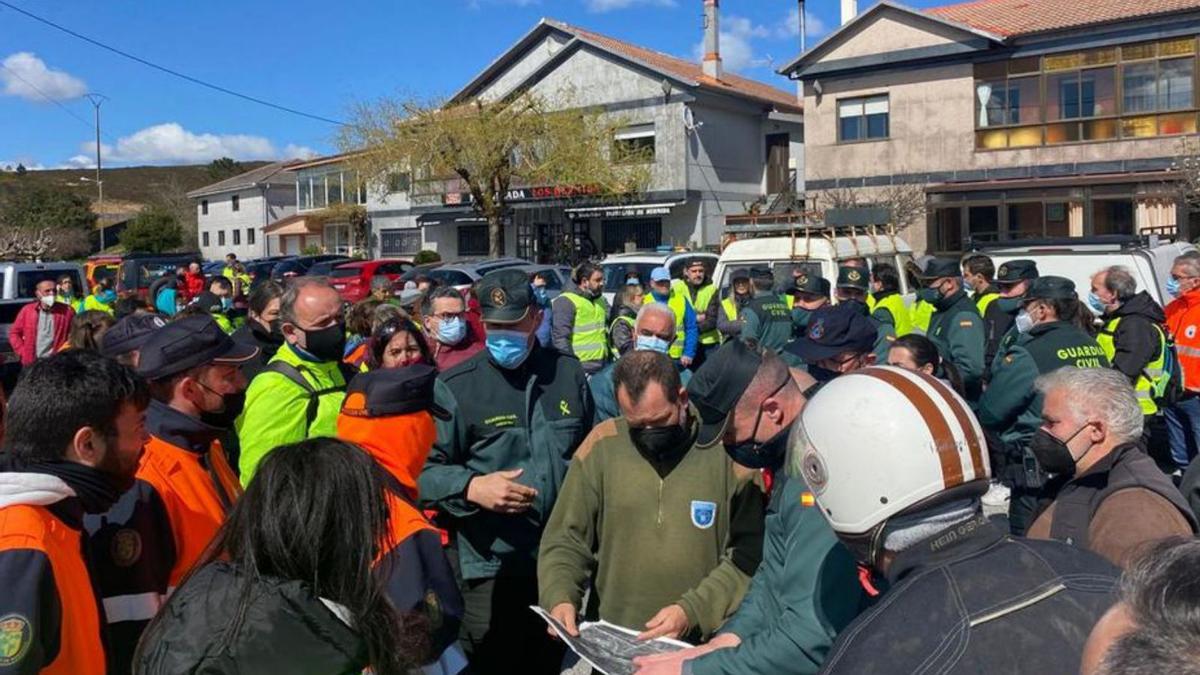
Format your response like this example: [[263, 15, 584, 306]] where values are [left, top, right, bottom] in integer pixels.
[[801, 492, 816, 507]]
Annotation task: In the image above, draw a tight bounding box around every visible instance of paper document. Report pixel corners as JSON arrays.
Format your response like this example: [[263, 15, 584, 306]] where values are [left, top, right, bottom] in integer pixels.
[[531, 606, 689, 675]]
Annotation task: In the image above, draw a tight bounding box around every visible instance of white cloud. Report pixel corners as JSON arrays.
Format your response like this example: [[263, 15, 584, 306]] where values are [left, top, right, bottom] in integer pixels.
[[692, 15, 772, 73], [64, 154, 95, 169], [0, 52, 88, 102], [586, 0, 676, 13], [77, 123, 319, 165], [778, 8, 830, 41]]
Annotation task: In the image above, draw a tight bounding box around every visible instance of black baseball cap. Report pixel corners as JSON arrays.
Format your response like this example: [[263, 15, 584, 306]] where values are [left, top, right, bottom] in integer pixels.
[[917, 258, 963, 282], [730, 268, 751, 283], [749, 267, 773, 283], [101, 314, 167, 358], [785, 303, 878, 362], [1025, 275, 1077, 302], [477, 269, 535, 324], [996, 260, 1039, 285], [137, 315, 259, 381], [687, 339, 764, 447], [340, 365, 450, 420], [791, 273, 830, 298], [836, 266, 869, 292]]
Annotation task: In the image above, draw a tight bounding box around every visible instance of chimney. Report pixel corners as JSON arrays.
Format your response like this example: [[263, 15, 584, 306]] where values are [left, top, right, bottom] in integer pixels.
[[841, 0, 858, 26], [703, 0, 722, 80]]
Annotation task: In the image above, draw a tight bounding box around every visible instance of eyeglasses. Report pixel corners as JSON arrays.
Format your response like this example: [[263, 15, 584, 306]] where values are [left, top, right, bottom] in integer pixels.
[[431, 312, 465, 322]]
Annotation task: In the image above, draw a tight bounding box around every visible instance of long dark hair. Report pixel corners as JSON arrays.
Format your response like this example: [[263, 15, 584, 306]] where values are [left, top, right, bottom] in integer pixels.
[[135, 438, 425, 674], [368, 319, 432, 370], [1050, 297, 1099, 336], [890, 333, 966, 396], [67, 310, 116, 351]]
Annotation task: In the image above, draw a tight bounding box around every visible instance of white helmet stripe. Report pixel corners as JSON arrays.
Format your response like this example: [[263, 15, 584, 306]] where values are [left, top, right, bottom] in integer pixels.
[[861, 367, 964, 489]]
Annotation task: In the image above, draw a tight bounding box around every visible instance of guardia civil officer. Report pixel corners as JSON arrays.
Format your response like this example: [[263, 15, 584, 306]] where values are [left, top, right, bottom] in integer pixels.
[[419, 268, 594, 675], [916, 258, 986, 399], [741, 268, 793, 353], [962, 254, 1010, 368], [988, 259, 1040, 372], [835, 266, 895, 364], [788, 272, 830, 337], [975, 276, 1110, 535]]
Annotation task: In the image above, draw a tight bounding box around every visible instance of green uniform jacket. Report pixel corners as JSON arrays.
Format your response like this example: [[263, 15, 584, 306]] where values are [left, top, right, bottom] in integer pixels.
[[975, 321, 1109, 447], [690, 472, 865, 675], [927, 290, 986, 399], [236, 343, 348, 484], [538, 416, 764, 638], [419, 346, 594, 581], [742, 292, 794, 352]]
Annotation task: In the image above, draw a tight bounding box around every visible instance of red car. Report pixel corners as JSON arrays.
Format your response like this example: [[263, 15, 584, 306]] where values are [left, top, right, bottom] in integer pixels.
[[328, 259, 414, 304]]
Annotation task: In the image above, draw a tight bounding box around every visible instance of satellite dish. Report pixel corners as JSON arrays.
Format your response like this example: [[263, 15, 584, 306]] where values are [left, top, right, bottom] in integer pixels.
[[682, 106, 704, 133]]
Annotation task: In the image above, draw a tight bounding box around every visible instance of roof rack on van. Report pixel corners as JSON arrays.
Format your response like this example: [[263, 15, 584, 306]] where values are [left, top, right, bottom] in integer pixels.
[[722, 208, 901, 258], [968, 232, 1177, 252]]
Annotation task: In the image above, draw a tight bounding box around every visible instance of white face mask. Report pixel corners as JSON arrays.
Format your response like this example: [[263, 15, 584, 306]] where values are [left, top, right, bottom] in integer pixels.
[[39, 295, 55, 309], [1015, 309, 1034, 334]]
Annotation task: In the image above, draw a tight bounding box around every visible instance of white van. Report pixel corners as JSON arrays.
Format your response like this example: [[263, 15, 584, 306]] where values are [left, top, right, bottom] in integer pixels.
[[599, 250, 719, 305], [973, 235, 1196, 309], [714, 226, 916, 298]]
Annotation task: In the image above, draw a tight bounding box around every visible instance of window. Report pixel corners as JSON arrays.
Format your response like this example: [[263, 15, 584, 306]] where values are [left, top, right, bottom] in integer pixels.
[[457, 225, 491, 257], [202, 231, 210, 247], [298, 177, 312, 210], [326, 172, 343, 206], [387, 172, 411, 193], [218, 230, 226, 246], [324, 224, 352, 254], [601, 219, 662, 253], [931, 207, 963, 253], [380, 229, 422, 256], [247, 228, 256, 245], [201, 199, 208, 215], [1093, 199, 1135, 235], [233, 229, 241, 245], [838, 95, 889, 142], [613, 124, 656, 162], [231, 195, 240, 212], [975, 37, 1199, 149], [312, 175, 327, 208]]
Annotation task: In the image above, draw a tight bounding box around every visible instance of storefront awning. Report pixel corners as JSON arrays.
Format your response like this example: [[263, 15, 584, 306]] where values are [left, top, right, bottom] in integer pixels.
[[415, 209, 486, 226], [565, 202, 681, 219]]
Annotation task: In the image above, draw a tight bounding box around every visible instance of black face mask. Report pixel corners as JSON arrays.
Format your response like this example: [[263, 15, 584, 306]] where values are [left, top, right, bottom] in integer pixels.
[[299, 322, 347, 363], [841, 299, 869, 316], [725, 423, 790, 469], [199, 391, 247, 430], [630, 423, 691, 462], [1029, 425, 1093, 477]]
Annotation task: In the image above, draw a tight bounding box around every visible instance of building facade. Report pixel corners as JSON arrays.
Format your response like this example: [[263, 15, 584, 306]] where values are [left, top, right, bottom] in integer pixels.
[[781, 0, 1200, 254], [188, 162, 297, 260]]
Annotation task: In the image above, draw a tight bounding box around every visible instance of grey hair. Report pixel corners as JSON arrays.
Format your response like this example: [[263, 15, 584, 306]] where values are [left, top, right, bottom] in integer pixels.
[[1035, 367, 1143, 445], [421, 286, 464, 317], [279, 277, 336, 325], [636, 302, 678, 341], [1173, 253, 1200, 278], [1097, 537, 1200, 675], [1100, 266, 1138, 302], [371, 303, 406, 332]]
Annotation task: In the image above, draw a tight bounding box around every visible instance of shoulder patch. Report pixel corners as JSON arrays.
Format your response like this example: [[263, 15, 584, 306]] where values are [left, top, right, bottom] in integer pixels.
[[0, 614, 32, 667], [959, 320, 974, 328], [573, 419, 621, 462]]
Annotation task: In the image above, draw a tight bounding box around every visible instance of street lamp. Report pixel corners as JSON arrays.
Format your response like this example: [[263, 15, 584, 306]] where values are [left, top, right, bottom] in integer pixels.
[[80, 176, 106, 250], [84, 93, 107, 251]]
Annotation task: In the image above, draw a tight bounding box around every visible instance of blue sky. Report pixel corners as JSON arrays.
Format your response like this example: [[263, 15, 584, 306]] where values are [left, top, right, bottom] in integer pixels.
[[0, 0, 947, 170]]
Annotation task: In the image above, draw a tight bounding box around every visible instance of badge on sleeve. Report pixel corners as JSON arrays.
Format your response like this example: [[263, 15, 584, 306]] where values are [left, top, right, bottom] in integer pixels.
[[690, 500, 717, 529], [0, 614, 32, 666]]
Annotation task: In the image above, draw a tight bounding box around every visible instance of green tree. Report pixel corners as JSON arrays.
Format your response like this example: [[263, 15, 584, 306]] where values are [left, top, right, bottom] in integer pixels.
[[121, 206, 183, 253], [339, 91, 651, 257], [413, 249, 441, 265], [207, 157, 245, 181], [0, 186, 96, 233], [15, 164, 27, 176]]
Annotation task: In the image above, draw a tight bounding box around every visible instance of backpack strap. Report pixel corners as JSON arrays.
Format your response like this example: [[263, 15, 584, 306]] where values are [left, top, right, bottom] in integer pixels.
[[262, 361, 347, 429]]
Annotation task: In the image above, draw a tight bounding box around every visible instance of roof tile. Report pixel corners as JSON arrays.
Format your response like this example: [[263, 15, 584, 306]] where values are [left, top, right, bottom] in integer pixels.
[[926, 0, 1200, 37]]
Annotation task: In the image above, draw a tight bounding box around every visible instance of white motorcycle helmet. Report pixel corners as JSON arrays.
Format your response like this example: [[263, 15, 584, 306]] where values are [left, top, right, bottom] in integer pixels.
[[792, 366, 990, 567]]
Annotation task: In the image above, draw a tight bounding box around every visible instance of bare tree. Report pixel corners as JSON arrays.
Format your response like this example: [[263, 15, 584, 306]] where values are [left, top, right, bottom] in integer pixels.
[[817, 182, 926, 233], [1170, 137, 1200, 214], [0, 227, 53, 261]]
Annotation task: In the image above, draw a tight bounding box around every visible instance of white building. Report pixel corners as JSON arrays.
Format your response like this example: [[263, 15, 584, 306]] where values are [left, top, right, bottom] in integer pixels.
[[188, 161, 297, 260]]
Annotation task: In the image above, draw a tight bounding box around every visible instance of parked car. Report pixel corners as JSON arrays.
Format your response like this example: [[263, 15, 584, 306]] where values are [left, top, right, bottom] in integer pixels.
[[415, 257, 528, 291], [600, 250, 719, 305], [0, 262, 87, 366], [84, 254, 122, 289], [513, 264, 573, 290], [328, 259, 414, 303], [244, 257, 296, 289], [270, 255, 353, 281], [971, 235, 1195, 310], [202, 261, 226, 276], [115, 253, 200, 300]]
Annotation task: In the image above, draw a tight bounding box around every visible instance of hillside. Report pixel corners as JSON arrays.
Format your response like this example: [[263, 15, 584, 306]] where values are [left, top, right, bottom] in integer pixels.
[[0, 162, 272, 210]]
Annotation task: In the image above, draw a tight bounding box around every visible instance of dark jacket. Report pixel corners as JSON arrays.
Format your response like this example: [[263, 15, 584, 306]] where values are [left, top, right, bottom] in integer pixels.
[[927, 289, 986, 399], [135, 561, 371, 674], [1102, 291, 1166, 384], [818, 514, 1120, 674], [1027, 443, 1196, 567], [232, 322, 283, 382], [976, 286, 1011, 368]]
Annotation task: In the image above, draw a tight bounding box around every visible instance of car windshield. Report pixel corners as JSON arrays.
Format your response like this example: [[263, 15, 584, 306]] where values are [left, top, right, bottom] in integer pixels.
[[137, 262, 182, 287], [602, 262, 658, 291], [329, 267, 361, 278], [18, 270, 83, 299]]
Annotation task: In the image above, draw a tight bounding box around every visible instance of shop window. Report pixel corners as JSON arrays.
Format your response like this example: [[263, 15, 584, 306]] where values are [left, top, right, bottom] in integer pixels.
[[1008, 203, 1045, 239], [1045, 202, 1071, 237], [601, 219, 662, 253], [613, 124, 656, 163], [931, 207, 963, 252], [458, 224, 491, 257], [968, 205, 1000, 243], [838, 95, 889, 142], [1093, 199, 1135, 235]]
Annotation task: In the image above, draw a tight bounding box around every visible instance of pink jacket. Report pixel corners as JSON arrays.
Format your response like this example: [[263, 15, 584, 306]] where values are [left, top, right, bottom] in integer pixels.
[[9, 302, 73, 365]]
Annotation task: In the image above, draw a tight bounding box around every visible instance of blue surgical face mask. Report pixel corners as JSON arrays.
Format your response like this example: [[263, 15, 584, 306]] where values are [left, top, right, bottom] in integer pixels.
[[486, 329, 533, 369], [1015, 309, 1034, 334], [916, 287, 940, 304], [635, 334, 671, 354], [221, 297, 233, 310], [98, 290, 117, 304], [1167, 278, 1183, 298], [1086, 292, 1109, 314], [436, 317, 467, 345]]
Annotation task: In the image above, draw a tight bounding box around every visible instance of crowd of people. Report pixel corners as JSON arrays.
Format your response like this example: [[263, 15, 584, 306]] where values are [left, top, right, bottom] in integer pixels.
[[1, 248, 1199, 675]]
